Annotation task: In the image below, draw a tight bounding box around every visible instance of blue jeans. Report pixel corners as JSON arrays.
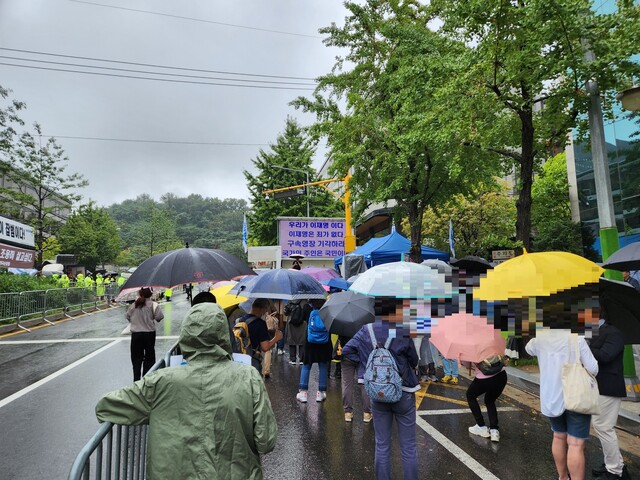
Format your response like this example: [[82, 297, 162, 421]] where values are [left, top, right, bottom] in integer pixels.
[[442, 357, 459, 377], [371, 392, 418, 480], [299, 361, 328, 391]]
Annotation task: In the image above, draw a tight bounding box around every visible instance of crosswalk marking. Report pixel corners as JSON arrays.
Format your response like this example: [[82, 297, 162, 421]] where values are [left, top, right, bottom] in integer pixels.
[[416, 415, 502, 480], [418, 407, 520, 416]]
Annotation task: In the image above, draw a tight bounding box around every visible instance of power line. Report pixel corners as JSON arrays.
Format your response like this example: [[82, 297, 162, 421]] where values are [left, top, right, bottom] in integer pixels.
[[0, 47, 317, 81], [42, 134, 268, 146], [69, 0, 322, 39], [0, 62, 316, 91], [0, 55, 316, 86]]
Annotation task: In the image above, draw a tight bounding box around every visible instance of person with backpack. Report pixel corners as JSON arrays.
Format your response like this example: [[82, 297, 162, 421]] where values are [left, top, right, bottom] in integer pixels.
[[284, 300, 311, 365], [461, 355, 507, 443], [342, 297, 420, 480], [296, 299, 331, 403], [233, 298, 283, 373]]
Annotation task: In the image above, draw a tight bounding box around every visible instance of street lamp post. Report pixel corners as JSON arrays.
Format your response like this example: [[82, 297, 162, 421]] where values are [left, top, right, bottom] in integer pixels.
[[270, 165, 310, 218], [614, 82, 640, 401]]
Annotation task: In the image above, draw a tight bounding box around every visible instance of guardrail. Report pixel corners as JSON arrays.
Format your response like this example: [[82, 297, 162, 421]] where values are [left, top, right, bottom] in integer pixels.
[[0, 285, 123, 332], [68, 342, 181, 480]]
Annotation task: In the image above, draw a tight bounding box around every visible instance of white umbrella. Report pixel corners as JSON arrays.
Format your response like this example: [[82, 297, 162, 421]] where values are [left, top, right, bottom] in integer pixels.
[[349, 262, 456, 298]]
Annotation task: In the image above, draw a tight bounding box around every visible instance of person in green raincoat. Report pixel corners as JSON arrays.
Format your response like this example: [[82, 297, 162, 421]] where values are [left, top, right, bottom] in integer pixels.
[[95, 302, 277, 480], [96, 273, 105, 299]]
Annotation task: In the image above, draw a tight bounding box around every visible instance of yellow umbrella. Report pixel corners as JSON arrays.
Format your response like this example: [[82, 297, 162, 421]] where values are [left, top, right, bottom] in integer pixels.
[[473, 250, 604, 301], [210, 283, 247, 312]]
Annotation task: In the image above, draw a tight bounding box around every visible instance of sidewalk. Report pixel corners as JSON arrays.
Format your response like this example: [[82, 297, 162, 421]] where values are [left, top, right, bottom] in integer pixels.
[[505, 365, 640, 426]]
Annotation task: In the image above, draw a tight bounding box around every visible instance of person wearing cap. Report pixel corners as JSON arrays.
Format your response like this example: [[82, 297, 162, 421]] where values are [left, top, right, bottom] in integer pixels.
[[126, 287, 165, 381]]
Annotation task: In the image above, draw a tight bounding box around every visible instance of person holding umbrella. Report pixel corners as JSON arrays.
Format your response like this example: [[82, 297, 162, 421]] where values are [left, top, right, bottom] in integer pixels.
[[525, 294, 599, 480], [126, 287, 164, 381], [296, 299, 331, 403]]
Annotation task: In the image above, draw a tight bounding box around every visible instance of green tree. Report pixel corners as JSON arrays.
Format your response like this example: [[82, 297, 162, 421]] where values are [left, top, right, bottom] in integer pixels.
[[431, 0, 640, 250], [58, 203, 121, 271], [418, 182, 518, 258], [294, 0, 499, 261], [0, 123, 87, 268], [131, 206, 182, 261], [0, 86, 25, 205], [42, 236, 61, 262], [531, 153, 597, 258], [244, 117, 342, 246]]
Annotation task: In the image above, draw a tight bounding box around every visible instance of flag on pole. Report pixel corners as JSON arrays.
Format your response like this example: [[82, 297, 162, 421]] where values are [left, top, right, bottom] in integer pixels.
[[242, 213, 248, 253], [448, 218, 455, 258]]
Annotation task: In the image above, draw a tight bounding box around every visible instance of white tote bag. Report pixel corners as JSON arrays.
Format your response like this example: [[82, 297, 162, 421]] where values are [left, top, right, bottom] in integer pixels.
[[561, 335, 600, 415]]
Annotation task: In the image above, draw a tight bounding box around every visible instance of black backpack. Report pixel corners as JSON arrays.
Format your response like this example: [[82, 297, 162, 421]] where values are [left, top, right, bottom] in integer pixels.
[[285, 302, 305, 326], [476, 355, 505, 376]]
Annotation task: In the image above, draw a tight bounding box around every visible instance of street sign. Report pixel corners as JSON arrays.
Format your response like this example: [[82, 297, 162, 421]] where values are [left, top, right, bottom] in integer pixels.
[[273, 188, 305, 199]]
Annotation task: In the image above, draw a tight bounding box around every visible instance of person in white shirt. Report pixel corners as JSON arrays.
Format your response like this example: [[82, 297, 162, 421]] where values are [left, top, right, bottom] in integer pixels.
[[526, 327, 598, 480]]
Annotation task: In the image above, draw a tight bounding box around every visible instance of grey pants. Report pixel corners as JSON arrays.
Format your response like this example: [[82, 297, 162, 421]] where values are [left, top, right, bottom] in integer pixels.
[[341, 359, 371, 414]]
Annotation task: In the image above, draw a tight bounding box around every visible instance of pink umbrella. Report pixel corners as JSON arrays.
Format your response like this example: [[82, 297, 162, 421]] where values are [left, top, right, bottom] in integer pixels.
[[299, 266, 341, 282], [431, 312, 505, 363]]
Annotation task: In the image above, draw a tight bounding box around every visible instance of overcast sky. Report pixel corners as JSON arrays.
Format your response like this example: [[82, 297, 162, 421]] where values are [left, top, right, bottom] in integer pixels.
[[0, 0, 348, 207]]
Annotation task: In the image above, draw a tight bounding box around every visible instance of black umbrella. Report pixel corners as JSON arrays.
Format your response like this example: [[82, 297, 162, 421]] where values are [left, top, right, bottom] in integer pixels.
[[601, 242, 640, 271], [450, 255, 494, 274], [122, 248, 255, 290], [599, 277, 640, 344], [318, 291, 375, 338]]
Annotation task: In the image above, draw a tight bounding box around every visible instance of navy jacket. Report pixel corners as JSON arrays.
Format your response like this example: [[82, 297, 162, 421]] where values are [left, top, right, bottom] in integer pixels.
[[342, 321, 420, 393], [589, 323, 626, 398]]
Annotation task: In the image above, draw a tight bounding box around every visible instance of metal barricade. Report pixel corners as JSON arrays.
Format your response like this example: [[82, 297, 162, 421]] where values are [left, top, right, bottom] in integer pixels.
[[68, 342, 181, 480], [1, 286, 126, 332], [44, 288, 69, 322], [17, 290, 49, 332], [0, 292, 21, 326]]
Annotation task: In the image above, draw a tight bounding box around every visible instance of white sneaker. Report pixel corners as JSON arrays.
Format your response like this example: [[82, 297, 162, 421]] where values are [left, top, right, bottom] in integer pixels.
[[296, 391, 308, 403], [468, 424, 490, 438], [316, 391, 327, 402], [490, 429, 500, 442]]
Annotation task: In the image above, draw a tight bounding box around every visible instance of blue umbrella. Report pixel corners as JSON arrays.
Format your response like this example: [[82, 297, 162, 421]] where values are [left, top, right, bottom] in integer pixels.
[[322, 277, 352, 291], [229, 269, 326, 301]]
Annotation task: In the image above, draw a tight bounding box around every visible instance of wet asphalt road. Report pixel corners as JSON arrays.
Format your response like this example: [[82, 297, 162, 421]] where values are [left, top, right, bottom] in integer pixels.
[[1, 293, 639, 480]]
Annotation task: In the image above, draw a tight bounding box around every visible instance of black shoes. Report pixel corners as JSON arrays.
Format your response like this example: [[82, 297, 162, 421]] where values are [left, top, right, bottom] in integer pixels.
[[592, 464, 630, 480]]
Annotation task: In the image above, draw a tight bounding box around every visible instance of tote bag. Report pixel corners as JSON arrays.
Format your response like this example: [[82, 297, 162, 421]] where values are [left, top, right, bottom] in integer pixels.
[[561, 335, 600, 415]]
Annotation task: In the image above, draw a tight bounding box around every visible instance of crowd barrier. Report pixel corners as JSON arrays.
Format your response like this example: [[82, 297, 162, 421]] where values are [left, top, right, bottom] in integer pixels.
[[68, 342, 181, 480], [0, 284, 122, 332]]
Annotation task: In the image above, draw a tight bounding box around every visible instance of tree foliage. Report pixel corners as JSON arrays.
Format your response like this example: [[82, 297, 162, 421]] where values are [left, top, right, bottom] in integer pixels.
[[418, 182, 518, 259], [0, 123, 87, 268], [244, 117, 343, 246], [0, 85, 25, 162], [531, 153, 597, 258], [58, 203, 121, 271], [294, 0, 499, 261], [108, 193, 248, 265], [431, 0, 640, 250]]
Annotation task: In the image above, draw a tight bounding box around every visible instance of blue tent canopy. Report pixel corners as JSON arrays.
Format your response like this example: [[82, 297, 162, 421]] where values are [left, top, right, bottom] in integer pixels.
[[334, 231, 449, 268]]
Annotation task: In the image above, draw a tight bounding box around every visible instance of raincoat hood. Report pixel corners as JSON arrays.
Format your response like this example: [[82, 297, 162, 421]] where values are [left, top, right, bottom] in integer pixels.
[[179, 303, 232, 362]]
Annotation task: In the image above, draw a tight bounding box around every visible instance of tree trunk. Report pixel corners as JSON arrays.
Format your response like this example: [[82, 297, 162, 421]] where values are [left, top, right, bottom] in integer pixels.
[[408, 204, 424, 263], [516, 108, 534, 251]]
